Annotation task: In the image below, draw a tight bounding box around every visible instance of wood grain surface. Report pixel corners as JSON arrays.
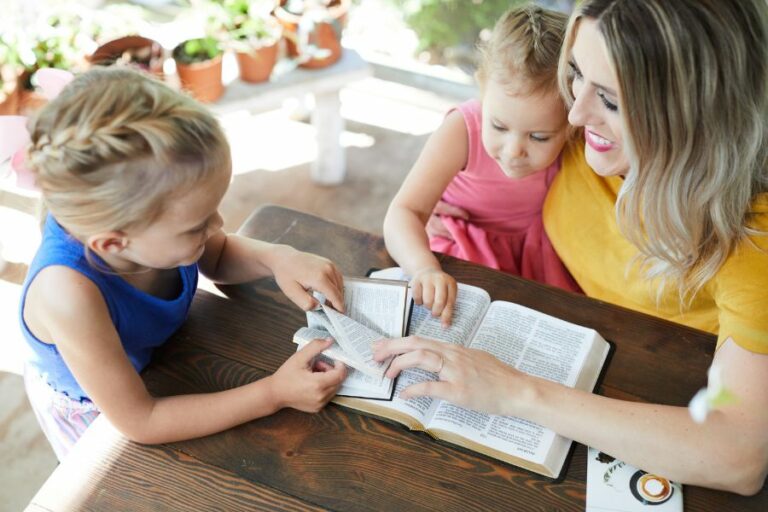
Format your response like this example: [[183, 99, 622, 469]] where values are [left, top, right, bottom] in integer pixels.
[[26, 205, 767, 511]]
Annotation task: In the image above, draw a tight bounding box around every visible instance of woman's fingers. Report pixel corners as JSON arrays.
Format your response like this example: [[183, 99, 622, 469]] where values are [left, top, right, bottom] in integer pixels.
[[400, 379, 452, 401], [373, 336, 442, 360], [384, 348, 445, 379]]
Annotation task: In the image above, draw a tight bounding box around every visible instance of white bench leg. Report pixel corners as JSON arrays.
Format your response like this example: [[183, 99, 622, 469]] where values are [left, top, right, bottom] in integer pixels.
[[311, 89, 346, 185]]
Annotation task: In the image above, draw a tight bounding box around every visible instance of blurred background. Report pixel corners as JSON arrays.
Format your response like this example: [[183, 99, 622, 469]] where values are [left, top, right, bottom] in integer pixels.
[[0, 1, 574, 509]]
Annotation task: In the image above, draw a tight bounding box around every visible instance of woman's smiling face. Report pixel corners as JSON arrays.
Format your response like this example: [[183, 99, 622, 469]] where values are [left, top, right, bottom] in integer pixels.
[[567, 18, 630, 177]]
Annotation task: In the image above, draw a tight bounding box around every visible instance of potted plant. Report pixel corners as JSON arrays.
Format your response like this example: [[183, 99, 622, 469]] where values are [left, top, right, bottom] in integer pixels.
[[88, 36, 165, 77], [17, 10, 87, 114], [274, 0, 350, 69], [173, 36, 225, 103], [82, 4, 164, 77], [213, 0, 282, 83]]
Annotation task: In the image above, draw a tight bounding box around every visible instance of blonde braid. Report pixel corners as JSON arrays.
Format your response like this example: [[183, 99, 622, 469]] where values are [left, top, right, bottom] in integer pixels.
[[27, 67, 231, 238]]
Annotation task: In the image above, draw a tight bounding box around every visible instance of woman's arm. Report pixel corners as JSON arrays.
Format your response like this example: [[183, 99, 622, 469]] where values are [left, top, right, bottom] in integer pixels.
[[383, 110, 469, 325], [27, 267, 346, 444], [198, 232, 345, 311], [374, 336, 768, 495]]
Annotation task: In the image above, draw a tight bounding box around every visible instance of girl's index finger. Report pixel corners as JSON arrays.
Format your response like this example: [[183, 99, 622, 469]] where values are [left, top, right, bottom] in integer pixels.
[[318, 283, 345, 314]]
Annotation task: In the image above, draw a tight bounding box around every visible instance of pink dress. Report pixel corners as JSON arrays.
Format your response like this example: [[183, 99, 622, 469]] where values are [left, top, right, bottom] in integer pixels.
[[429, 100, 581, 292]]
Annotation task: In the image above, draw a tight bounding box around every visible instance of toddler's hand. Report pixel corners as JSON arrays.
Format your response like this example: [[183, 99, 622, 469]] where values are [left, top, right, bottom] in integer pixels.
[[271, 246, 345, 312], [410, 267, 457, 326], [426, 201, 470, 240], [269, 338, 347, 413], [426, 214, 452, 240]]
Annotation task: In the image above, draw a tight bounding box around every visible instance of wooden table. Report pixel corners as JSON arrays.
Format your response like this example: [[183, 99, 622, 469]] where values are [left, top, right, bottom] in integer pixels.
[[26, 206, 767, 511]]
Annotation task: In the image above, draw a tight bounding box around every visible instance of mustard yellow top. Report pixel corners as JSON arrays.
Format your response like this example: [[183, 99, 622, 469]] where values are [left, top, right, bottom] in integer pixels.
[[543, 145, 768, 353]]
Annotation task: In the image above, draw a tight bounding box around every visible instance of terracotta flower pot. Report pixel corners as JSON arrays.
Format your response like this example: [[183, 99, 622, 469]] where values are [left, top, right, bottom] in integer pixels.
[[236, 42, 279, 83], [17, 89, 48, 116], [88, 35, 165, 77], [174, 53, 224, 103], [0, 76, 20, 115], [14, 71, 49, 116], [274, 0, 349, 69]]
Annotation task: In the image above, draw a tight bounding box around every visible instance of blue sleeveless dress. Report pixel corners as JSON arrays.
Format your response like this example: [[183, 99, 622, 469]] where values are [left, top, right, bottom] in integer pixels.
[[19, 215, 198, 401]]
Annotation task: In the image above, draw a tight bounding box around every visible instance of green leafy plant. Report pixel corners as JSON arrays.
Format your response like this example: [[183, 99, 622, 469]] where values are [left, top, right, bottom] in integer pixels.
[[22, 12, 83, 80], [173, 37, 223, 65], [209, 0, 282, 52], [387, 0, 526, 56], [0, 37, 22, 92]]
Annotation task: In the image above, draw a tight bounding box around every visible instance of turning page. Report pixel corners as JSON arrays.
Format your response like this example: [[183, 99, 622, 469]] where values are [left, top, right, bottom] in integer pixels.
[[307, 304, 390, 378], [303, 277, 409, 377]]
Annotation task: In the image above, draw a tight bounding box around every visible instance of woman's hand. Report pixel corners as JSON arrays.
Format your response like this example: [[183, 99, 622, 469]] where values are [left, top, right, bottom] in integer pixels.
[[373, 336, 530, 415], [269, 245, 345, 312], [410, 268, 458, 326], [425, 200, 470, 240], [268, 338, 347, 413]]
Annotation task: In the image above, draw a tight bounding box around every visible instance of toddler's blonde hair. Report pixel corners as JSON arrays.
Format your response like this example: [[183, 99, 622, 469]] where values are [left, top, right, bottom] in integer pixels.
[[476, 4, 568, 97], [26, 67, 231, 238]]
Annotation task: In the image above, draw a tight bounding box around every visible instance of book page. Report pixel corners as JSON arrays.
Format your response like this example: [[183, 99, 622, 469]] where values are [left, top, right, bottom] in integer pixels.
[[473, 301, 594, 386], [343, 278, 408, 338], [408, 283, 490, 346], [338, 366, 440, 425], [309, 277, 408, 339], [426, 301, 597, 465], [388, 368, 439, 419], [336, 366, 394, 400], [323, 305, 389, 371], [303, 306, 390, 378], [429, 405, 555, 464], [294, 327, 394, 399]]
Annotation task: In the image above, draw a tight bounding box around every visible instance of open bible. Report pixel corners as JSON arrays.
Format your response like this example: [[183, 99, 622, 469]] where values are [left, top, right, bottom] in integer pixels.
[[293, 277, 411, 399], [293, 269, 611, 478]]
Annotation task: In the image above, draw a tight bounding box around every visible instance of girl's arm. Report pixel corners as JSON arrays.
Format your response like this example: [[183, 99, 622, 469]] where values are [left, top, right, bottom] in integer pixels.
[[374, 336, 768, 495], [26, 267, 346, 444], [198, 233, 345, 312], [383, 110, 469, 325]]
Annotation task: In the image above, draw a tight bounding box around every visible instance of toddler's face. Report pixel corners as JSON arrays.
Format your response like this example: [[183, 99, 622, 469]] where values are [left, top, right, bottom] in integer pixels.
[[481, 78, 568, 179], [123, 167, 231, 269]]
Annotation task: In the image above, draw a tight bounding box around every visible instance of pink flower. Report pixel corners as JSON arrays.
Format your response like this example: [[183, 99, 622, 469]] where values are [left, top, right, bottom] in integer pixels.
[[0, 68, 75, 190]]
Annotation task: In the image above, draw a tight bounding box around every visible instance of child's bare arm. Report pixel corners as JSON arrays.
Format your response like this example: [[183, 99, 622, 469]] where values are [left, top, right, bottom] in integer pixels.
[[25, 267, 346, 444], [199, 233, 345, 312], [383, 110, 469, 325]]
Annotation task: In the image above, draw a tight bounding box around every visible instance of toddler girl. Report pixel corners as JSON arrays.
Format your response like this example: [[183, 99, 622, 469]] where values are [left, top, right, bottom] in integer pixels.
[[16, 67, 347, 460], [384, 5, 580, 326]]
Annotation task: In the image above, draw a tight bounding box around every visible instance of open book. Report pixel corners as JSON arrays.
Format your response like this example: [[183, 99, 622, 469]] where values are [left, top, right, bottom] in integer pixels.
[[294, 277, 411, 399], [293, 268, 611, 478]]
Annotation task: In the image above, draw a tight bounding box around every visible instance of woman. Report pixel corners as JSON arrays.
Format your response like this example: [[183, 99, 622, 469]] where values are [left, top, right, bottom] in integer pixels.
[[375, 0, 768, 495]]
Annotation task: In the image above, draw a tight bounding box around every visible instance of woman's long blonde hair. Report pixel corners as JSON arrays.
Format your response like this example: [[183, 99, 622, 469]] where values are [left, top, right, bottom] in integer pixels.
[[559, 0, 768, 303], [26, 67, 231, 238]]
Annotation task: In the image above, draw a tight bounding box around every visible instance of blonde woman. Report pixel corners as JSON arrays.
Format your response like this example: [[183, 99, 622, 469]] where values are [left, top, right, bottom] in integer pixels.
[[16, 68, 347, 460], [375, 0, 768, 494]]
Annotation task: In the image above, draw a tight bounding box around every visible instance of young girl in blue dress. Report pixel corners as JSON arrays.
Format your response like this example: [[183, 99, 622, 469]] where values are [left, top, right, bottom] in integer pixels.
[[18, 67, 347, 460]]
